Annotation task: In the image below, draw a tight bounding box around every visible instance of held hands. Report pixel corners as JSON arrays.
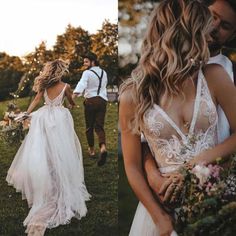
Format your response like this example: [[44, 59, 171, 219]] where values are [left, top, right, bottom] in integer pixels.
[[72, 94, 77, 100], [146, 168, 184, 204], [159, 172, 184, 203], [72, 93, 81, 99], [159, 163, 194, 204]]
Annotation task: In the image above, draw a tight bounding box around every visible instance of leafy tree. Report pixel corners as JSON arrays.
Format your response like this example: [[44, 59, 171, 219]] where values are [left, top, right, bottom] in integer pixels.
[[0, 53, 24, 101], [91, 20, 118, 85], [15, 41, 54, 97], [53, 25, 92, 85], [0, 21, 118, 100]]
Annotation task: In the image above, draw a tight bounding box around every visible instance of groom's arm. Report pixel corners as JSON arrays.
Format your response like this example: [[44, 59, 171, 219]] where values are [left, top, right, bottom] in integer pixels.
[[142, 142, 184, 203], [142, 142, 166, 202], [73, 70, 89, 96]]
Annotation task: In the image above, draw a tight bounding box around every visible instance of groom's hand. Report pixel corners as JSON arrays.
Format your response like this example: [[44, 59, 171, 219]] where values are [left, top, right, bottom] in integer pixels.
[[159, 172, 184, 203]]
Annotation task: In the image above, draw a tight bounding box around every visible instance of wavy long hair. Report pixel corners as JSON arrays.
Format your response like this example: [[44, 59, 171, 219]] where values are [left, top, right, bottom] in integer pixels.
[[120, 0, 213, 133], [33, 59, 69, 92]]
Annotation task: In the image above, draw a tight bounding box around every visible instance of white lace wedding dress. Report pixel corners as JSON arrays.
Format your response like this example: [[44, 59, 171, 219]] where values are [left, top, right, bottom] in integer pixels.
[[129, 70, 218, 236], [6, 84, 91, 235]]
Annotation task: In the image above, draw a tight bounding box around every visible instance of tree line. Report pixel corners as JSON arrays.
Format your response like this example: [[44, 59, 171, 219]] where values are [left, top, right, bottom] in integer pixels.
[[0, 20, 118, 101]]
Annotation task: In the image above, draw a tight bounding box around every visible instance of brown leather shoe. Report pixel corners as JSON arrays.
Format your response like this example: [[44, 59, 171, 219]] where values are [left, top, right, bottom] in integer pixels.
[[97, 151, 107, 166]]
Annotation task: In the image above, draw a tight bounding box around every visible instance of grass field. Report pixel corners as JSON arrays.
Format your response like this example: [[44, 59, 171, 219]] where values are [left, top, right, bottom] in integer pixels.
[[118, 155, 138, 236], [0, 97, 118, 236]]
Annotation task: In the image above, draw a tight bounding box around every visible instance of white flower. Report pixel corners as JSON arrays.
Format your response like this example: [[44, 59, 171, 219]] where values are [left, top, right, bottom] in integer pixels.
[[192, 165, 211, 186]]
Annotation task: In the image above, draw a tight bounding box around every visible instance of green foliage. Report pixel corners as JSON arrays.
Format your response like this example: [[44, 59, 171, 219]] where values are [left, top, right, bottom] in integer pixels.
[[175, 158, 236, 236], [0, 123, 27, 146], [54, 25, 91, 68], [91, 20, 118, 85], [0, 53, 24, 100], [0, 21, 118, 100]]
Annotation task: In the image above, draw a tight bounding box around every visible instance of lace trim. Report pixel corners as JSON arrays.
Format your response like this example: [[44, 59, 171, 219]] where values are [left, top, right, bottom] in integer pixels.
[[143, 70, 218, 167], [44, 84, 67, 106]]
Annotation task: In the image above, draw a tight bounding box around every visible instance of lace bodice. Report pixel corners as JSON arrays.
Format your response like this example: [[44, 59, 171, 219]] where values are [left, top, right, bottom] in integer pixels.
[[143, 70, 218, 173], [44, 84, 67, 106]]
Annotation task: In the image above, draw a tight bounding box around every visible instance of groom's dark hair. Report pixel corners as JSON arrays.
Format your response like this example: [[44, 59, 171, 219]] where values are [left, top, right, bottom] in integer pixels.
[[226, 0, 236, 13], [83, 52, 99, 66], [203, 0, 236, 48], [222, 0, 236, 48], [203, 0, 236, 11], [202, 0, 215, 6]]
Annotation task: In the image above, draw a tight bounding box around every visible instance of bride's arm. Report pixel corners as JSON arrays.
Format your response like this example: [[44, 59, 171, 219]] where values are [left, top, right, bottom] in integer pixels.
[[190, 64, 236, 166], [65, 84, 76, 107], [142, 143, 168, 202], [26, 91, 43, 114], [119, 89, 174, 234]]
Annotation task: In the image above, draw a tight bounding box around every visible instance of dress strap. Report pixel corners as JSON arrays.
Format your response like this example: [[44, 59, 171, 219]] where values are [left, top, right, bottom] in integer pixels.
[[188, 69, 202, 135], [62, 83, 67, 94]]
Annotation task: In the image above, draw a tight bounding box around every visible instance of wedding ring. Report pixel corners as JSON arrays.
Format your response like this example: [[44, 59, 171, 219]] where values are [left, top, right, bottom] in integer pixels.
[[172, 179, 178, 184]]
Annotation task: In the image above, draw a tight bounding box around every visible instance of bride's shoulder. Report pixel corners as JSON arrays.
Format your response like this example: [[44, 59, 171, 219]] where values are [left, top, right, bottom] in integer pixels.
[[59, 83, 72, 95], [203, 63, 231, 83], [61, 82, 70, 90], [202, 63, 235, 100], [119, 78, 137, 107]]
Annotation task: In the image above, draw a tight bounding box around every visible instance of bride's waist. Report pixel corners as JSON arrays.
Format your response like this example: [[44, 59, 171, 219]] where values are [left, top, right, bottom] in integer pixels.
[[37, 104, 68, 112], [44, 103, 64, 107], [159, 165, 181, 174]]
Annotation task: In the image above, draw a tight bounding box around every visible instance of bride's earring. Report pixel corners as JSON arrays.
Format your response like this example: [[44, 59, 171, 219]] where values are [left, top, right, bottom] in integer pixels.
[[190, 58, 196, 66], [189, 58, 202, 67]]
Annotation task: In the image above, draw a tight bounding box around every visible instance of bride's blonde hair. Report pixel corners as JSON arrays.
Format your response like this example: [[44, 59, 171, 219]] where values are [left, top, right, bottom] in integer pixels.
[[120, 0, 213, 133], [33, 59, 69, 92]]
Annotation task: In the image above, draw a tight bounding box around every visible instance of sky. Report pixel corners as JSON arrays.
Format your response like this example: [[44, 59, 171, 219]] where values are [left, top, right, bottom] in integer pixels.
[[0, 0, 117, 57]]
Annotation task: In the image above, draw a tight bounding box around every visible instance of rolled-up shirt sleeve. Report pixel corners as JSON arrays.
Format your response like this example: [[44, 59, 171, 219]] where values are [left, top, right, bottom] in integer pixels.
[[73, 70, 89, 94]]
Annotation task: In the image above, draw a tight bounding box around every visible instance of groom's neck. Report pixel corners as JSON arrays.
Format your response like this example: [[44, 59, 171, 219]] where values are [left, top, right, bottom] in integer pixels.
[[210, 49, 221, 57]]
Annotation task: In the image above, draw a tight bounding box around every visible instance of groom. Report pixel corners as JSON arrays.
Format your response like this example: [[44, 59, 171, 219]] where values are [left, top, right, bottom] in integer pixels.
[[143, 0, 236, 202], [73, 52, 108, 166]]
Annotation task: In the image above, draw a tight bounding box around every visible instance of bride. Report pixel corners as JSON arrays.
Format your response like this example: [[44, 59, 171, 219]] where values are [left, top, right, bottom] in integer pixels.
[[119, 0, 236, 235], [6, 59, 91, 235]]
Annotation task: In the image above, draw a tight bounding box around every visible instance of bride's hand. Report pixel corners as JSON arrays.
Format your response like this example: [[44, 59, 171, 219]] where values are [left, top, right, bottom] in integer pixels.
[[155, 211, 174, 236], [159, 172, 184, 203]]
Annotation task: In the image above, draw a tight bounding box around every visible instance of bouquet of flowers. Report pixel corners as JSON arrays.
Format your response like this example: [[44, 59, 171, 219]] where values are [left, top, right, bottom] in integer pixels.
[[0, 103, 30, 146], [174, 156, 236, 236]]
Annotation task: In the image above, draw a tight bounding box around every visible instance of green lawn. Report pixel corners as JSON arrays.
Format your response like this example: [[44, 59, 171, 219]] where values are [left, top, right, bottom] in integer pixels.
[[118, 156, 138, 236], [0, 97, 118, 236]]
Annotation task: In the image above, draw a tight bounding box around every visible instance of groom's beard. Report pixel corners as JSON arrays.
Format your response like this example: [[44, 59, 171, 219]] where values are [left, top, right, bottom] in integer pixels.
[[209, 30, 222, 55], [85, 63, 93, 70], [209, 41, 222, 55]]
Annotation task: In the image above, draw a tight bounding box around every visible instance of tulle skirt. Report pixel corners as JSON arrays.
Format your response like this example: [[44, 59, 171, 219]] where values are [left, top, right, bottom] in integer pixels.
[[6, 105, 91, 234]]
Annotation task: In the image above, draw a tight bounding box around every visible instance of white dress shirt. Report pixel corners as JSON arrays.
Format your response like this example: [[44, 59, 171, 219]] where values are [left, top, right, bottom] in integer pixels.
[[208, 53, 234, 143], [74, 66, 108, 101]]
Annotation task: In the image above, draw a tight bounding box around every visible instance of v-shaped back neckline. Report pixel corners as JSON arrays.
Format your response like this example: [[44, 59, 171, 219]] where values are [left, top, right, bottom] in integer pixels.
[[45, 84, 67, 101], [153, 70, 203, 140]]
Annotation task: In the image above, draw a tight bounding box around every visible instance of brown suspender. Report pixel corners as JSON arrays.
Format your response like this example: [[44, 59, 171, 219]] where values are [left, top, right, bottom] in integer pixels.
[[90, 69, 104, 95]]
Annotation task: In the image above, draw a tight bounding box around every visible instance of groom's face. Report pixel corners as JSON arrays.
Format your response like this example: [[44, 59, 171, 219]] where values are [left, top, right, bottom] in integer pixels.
[[83, 58, 92, 69], [208, 0, 236, 52]]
